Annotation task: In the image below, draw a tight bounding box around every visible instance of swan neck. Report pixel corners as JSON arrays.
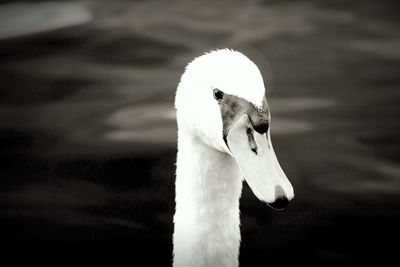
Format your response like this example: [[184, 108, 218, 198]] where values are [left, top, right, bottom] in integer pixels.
[[173, 129, 243, 267]]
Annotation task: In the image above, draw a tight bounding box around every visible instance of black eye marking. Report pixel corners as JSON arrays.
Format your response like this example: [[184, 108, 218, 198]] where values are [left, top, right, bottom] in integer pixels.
[[213, 88, 224, 101], [218, 92, 270, 153]]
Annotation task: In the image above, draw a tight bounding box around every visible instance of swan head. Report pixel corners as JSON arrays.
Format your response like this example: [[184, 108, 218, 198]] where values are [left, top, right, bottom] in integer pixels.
[[175, 49, 294, 209]]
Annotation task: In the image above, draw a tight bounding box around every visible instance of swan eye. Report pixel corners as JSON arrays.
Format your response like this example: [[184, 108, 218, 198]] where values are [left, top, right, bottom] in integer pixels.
[[213, 89, 224, 100]]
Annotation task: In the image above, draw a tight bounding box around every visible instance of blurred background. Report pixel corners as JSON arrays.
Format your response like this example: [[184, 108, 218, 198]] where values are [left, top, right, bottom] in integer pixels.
[[0, 0, 399, 266]]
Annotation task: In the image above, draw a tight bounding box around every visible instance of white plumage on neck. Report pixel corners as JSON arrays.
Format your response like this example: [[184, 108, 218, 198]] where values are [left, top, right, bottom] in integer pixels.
[[173, 127, 242, 267]]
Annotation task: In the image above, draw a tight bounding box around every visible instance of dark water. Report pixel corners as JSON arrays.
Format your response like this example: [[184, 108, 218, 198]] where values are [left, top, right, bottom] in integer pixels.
[[0, 0, 399, 266]]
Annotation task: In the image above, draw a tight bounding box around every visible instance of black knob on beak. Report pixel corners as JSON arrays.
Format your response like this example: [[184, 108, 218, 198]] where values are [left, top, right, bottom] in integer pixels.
[[248, 108, 269, 134], [252, 120, 269, 134]]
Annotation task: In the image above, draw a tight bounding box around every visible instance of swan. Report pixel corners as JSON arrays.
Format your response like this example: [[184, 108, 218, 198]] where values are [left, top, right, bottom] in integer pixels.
[[173, 49, 294, 267]]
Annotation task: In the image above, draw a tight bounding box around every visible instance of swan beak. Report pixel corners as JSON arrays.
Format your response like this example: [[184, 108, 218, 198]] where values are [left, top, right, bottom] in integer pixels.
[[226, 115, 294, 209]]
